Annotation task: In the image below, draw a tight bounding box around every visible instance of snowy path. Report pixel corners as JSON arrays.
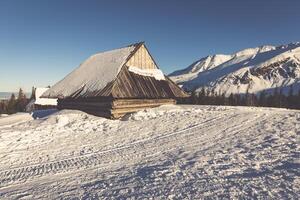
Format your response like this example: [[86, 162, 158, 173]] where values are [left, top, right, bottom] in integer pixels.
[[0, 113, 32, 127], [0, 105, 299, 199]]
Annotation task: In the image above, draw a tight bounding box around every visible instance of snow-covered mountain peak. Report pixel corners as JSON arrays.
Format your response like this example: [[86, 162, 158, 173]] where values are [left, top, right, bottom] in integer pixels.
[[191, 54, 232, 72], [257, 45, 276, 53], [233, 47, 260, 57], [276, 42, 300, 50], [169, 42, 300, 95], [232, 45, 276, 57], [169, 54, 232, 77]]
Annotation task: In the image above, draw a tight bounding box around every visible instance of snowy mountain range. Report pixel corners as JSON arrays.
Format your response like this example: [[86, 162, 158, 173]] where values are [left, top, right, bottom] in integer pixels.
[[169, 42, 300, 96]]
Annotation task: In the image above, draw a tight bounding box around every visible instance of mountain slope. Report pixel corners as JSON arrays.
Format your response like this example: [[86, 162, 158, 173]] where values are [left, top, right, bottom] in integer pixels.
[[169, 42, 300, 95]]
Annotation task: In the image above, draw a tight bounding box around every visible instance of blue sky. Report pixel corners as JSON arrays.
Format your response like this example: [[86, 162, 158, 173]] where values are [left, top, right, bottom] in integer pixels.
[[1, 0, 300, 92]]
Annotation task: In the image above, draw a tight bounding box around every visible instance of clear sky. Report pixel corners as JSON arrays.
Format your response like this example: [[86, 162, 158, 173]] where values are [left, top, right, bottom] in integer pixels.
[[1, 0, 300, 92]]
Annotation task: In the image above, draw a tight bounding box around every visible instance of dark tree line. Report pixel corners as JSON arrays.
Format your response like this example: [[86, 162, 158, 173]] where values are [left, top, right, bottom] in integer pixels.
[[180, 86, 300, 110], [0, 87, 35, 114], [2, 86, 300, 114]]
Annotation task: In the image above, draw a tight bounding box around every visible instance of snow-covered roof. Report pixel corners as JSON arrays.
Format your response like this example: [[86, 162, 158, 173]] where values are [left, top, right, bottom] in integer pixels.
[[42, 43, 139, 98], [35, 88, 57, 106]]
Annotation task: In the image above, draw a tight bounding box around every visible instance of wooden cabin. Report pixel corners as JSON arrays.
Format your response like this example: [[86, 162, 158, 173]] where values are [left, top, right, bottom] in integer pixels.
[[26, 87, 57, 112], [42, 42, 188, 118]]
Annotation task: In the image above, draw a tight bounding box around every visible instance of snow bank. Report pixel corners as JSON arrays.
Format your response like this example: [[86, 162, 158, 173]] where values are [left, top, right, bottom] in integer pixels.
[[125, 105, 184, 120], [0, 113, 33, 127], [128, 66, 165, 80]]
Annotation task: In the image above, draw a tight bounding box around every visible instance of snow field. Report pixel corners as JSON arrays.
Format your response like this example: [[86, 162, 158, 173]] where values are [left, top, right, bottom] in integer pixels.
[[0, 105, 299, 199]]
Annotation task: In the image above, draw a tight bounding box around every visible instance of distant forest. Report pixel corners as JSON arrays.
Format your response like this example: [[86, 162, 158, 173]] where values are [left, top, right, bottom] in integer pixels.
[[181, 86, 300, 110], [0, 88, 35, 114], [1, 86, 300, 115]]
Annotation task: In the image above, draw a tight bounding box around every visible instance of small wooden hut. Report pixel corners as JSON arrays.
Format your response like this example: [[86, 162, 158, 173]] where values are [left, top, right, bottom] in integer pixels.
[[26, 87, 57, 112], [42, 42, 188, 118]]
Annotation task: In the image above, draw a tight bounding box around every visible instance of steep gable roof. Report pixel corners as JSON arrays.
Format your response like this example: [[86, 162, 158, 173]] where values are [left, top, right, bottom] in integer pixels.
[[42, 43, 143, 98], [42, 42, 188, 99]]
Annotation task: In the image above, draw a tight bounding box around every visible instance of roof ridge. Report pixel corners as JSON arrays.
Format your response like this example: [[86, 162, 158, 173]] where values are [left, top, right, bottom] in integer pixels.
[[125, 41, 145, 48], [90, 41, 144, 56]]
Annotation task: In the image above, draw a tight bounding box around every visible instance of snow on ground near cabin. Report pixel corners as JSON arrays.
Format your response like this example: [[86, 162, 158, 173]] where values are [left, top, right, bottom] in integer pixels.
[[0, 113, 33, 127], [0, 105, 299, 199]]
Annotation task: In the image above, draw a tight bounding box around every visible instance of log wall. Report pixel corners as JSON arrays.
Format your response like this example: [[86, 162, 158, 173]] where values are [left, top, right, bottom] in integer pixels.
[[58, 98, 175, 119]]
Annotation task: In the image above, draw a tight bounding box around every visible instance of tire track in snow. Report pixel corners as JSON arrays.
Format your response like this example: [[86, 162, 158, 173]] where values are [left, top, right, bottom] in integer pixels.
[[0, 112, 265, 187], [118, 112, 268, 166], [0, 114, 225, 186]]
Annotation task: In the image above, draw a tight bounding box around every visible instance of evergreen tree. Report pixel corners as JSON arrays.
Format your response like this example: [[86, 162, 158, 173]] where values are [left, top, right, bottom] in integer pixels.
[[246, 93, 257, 107], [222, 93, 229, 105], [266, 94, 273, 108], [272, 87, 280, 107], [7, 93, 17, 114], [198, 88, 206, 105], [210, 89, 216, 105], [296, 89, 300, 109], [287, 85, 295, 109], [236, 94, 242, 106], [191, 91, 197, 104], [228, 93, 234, 106], [278, 89, 288, 108], [184, 86, 300, 111], [16, 88, 28, 112], [240, 93, 246, 106], [0, 101, 3, 114], [258, 91, 266, 107], [30, 86, 36, 100]]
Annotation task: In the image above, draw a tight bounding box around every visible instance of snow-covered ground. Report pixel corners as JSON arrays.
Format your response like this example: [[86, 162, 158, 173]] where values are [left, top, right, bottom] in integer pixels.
[[0, 113, 33, 127], [0, 105, 299, 199]]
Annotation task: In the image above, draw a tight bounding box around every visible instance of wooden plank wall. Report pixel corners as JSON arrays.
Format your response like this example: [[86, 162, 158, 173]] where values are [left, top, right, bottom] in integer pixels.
[[112, 67, 171, 98], [126, 45, 157, 70], [165, 77, 190, 98]]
